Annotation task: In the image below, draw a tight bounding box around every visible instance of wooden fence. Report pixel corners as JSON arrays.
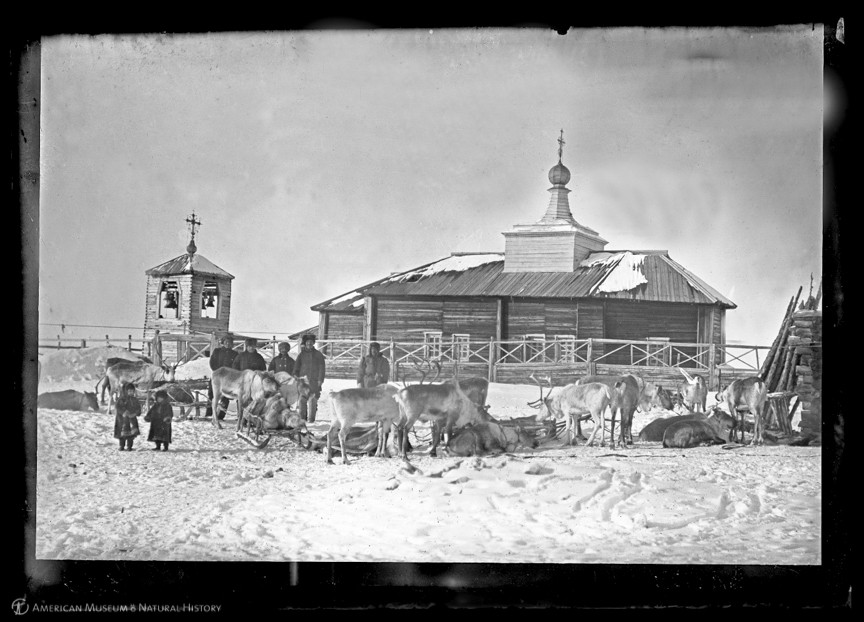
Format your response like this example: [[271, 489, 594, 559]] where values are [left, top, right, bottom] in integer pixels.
[[39, 334, 769, 389], [317, 338, 768, 390]]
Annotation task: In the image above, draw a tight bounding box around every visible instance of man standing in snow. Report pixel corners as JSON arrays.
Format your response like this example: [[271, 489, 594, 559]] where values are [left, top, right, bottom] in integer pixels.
[[357, 342, 390, 388], [268, 342, 295, 375], [206, 335, 238, 419], [233, 338, 267, 372], [294, 334, 326, 423]]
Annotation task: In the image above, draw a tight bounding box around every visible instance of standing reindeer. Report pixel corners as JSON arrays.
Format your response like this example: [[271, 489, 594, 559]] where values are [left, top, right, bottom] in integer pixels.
[[393, 360, 487, 458], [677, 368, 708, 413], [716, 377, 768, 445], [529, 375, 615, 447], [104, 361, 177, 415]]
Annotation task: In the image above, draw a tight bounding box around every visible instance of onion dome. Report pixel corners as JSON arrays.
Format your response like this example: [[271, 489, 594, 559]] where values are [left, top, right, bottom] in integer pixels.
[[549, 161, 571, 185]]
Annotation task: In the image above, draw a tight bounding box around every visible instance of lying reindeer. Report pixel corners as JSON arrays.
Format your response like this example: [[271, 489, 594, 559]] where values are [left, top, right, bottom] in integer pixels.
[[662, 409, 737, 448], [37, 389, 100, 412], [445, 419, 537, 457], [252, 394, 309, 447]]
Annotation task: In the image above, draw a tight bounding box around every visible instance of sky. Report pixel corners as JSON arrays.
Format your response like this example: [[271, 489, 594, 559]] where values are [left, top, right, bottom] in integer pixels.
[[36, 26, 825, 346]]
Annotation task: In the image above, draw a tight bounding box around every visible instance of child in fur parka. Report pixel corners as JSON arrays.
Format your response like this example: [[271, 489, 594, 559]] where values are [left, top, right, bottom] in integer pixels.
[[113, 382, 141, 451], [144, 389, 174, 451]]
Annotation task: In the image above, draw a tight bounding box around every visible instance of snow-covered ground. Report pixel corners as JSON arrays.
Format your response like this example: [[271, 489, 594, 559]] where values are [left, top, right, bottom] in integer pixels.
[[33, 348, 821, 564]]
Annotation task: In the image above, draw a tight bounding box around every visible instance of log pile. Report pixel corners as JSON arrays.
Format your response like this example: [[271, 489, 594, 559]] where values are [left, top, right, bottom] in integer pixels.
[[758, 277, 822, 435]]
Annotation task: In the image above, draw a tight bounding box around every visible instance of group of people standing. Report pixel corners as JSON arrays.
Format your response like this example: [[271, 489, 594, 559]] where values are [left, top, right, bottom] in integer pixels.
[[207, 333, 327, 423], [113, 335, 394, 451]]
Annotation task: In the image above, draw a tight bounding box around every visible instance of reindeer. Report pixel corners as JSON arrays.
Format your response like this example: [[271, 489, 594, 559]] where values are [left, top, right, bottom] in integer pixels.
[[386, 357, 443, 453], [662, 410, 737, 448], [105, 361, 177, 415], [95, 357, 151, 405], [716, 377, 768, 445], [272, 371, 311, 409], [529, 375, 615, 447], [326, 384, 403, 465], [393, 361, 487, 458], [573, 374, 650, 447], [677, 368, 708, 413], [209, 368, 282, 430]]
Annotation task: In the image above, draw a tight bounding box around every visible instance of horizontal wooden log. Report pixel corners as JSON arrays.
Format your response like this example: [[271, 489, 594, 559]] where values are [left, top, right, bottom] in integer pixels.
[[792, 309, 822, 320]]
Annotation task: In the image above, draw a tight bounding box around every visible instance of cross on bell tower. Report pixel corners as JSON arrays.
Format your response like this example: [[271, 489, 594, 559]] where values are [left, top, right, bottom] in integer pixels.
[[557, 128, 565, 162], [185, 211, 202, 255]]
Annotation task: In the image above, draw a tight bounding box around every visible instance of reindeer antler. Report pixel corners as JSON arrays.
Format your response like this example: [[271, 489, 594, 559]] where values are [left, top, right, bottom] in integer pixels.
[[411, 357, 442, 385], [527, 373, 552, 408], [678, 368, 695, 384]]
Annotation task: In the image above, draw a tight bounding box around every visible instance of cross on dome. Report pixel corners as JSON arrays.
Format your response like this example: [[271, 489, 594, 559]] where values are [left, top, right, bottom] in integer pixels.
[[185, 212, 202, 255]]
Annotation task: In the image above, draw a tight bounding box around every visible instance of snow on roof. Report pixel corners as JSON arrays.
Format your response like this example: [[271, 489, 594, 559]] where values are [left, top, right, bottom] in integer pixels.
[[582, 251, 648, 294], [386, 253, 503, 283], [329, 291, 362, 305]]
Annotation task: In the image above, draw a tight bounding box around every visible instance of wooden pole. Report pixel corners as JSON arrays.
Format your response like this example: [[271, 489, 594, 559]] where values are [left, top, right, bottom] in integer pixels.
[[764, 287, 803, 386], [708, 343, 717, 390], [488, 336, 494, 382], [57, 335, 61, 349], [128, 334, 132, 351], [81, 339, 86, 348], [784, 353, 801, 392], [775, 346, 795, 394], [759, 294, 795, 380]]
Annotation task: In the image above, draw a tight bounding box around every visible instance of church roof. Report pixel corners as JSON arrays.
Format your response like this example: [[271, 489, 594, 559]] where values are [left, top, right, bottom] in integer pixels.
[[312, 250, 736, 312], [146, 252, 234, 279]]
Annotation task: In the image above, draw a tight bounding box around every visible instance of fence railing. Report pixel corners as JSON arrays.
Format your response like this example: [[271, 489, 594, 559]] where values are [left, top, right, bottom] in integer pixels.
[[39, 334, 772, 388], [311, 338, 770, 372], [38, 335, 145, 353]]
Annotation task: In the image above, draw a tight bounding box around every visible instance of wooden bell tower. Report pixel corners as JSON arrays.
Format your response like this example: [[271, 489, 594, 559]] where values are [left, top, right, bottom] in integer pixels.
[[142, 213, 234, 361]]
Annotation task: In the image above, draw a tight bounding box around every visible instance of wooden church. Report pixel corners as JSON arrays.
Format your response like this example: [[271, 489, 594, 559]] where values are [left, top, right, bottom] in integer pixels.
[[142, 213, 234, 362], [311, 132, 736, 367]]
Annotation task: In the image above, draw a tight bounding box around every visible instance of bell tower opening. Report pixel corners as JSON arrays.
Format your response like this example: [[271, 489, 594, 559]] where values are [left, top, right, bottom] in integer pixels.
[[200, 281, 220, 319], [158, 281, 180, 319]]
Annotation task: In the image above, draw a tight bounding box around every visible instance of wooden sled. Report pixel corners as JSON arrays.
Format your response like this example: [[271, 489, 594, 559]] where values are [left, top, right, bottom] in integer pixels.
[[235, 405, 312, 450], [236, 407, 272, 449]]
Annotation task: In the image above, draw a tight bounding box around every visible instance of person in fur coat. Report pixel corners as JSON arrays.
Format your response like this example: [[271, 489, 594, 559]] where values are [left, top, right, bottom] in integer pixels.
[[113, 382, 141, 451], [144, 389, 174, 451]]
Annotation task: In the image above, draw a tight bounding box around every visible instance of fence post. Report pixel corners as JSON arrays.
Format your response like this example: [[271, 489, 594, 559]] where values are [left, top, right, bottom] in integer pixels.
[[708, 343, 717, 390], [491, 339, 499, 383], [273, 336, 277, 359], [487, 337, 494, 382], [81, 339, 86, 349], [128, 335, 132, 351], [105, 334, 110, 347], [586, 338, 595, 376]]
